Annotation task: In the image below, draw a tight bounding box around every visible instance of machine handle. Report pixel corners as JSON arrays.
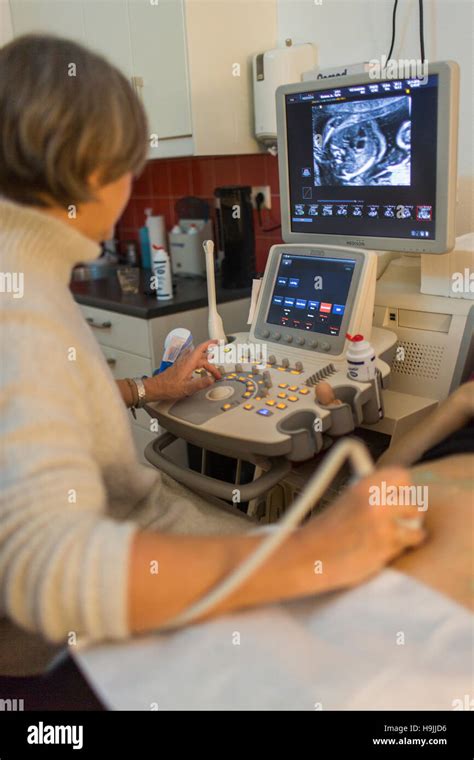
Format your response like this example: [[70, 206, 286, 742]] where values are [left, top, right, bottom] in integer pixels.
[[144, 432, 292, 502], [86, 317, 112, 330]]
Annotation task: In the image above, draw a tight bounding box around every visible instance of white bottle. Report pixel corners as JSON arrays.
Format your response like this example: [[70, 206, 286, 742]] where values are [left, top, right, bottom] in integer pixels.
[[151, 245, 173, 300], [188, 223, 199, 235], [346, 333, 376, 382], [145, 208, 166, 250]]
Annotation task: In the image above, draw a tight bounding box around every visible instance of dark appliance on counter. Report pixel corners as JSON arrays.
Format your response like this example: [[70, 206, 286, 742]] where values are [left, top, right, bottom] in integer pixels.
[[214, 185, 256, 288]]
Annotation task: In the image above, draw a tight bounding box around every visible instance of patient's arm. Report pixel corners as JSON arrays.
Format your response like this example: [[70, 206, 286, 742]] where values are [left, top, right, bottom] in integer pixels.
[[391, 454, 474, 611], [378, 381, 474, 467]]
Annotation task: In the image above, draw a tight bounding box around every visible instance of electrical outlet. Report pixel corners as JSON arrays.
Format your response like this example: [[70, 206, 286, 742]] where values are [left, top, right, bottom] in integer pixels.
[[250, 186, 272, 210]]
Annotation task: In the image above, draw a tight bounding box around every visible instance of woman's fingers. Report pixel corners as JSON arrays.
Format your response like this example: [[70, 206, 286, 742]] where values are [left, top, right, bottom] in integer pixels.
[[200, 360, 221, 380], [185, 374, 214, 395]]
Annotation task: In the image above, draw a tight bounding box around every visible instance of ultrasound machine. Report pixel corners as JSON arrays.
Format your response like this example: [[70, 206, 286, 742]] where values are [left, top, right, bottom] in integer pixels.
[[144, 60, 470, 521]]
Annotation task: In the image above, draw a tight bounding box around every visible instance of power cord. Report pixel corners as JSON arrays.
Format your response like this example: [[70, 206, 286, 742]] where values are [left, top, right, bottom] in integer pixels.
[[386, 0, 399, 62], [419, 0, 425, 63], [385, 0, 425, 64]]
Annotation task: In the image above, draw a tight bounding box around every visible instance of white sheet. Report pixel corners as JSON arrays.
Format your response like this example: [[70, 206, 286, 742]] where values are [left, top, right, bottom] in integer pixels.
[[73, 569, 473, 711]]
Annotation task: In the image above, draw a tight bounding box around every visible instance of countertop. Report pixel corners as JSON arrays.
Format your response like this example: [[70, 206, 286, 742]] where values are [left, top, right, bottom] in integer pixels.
[[70, 269, 252, 319]]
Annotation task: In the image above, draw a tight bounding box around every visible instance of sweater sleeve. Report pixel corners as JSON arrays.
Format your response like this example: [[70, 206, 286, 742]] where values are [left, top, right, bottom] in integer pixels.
[[0, 311, 138, 643]]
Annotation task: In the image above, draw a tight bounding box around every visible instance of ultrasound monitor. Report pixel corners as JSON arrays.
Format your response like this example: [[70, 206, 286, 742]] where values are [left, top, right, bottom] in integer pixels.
[[276, 61, 459, 254]]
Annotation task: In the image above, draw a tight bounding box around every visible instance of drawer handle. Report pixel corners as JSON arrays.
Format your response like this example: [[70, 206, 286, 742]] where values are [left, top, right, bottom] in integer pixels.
[[87, 318, 112, 330], [106, 358, 117, 367]]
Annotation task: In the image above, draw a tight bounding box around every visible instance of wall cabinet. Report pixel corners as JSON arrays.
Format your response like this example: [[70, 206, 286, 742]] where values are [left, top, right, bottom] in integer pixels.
[[8, 0, 277, 157]]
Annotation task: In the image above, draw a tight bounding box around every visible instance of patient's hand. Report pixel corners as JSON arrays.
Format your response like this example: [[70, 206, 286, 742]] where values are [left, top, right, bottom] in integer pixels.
[[299, 468, 426, 590]]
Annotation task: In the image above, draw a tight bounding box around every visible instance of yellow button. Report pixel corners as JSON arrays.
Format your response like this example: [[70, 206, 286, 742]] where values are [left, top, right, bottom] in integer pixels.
[[288, 395, 298, 402], [243, 403, 253, 410], [227, 373, 236, 378], [276, 403, 287, 410], [266, 399, 276, 406], [222, 403, 232, 410], [243, 391, 252, 398], [278, 383, 288, 388], [255, 396, 262, 401], [238, 376, 246, 382], [258, 380, 264, 385], [291, 370, 301, 374], [299, 388, 310, 395], [288, 385, 298, 391], [278, 392, 287, 399], [277, 367, 286, 371]]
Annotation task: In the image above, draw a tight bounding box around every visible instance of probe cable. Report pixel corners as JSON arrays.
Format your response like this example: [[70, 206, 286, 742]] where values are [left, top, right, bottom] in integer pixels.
[[156, 438, 374, 631]]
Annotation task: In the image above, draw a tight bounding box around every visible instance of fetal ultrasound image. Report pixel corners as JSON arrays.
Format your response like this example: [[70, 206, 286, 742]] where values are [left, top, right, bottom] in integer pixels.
[[312, 96, 411, 186]]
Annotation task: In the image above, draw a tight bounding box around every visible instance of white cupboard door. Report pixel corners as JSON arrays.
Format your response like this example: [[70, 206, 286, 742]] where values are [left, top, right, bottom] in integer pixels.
[[82, 0, 132, 78], [126, 0, 192, 151], [9, 0, 86, 42]]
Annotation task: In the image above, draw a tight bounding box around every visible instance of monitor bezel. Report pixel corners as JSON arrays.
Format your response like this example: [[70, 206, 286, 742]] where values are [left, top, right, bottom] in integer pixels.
[[276, 60, 459, 254], [251, 244, 367, 356]]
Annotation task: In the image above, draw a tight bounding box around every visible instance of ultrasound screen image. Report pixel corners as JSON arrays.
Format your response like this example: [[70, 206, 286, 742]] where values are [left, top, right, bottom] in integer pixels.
[[312, 96, 411, 186]]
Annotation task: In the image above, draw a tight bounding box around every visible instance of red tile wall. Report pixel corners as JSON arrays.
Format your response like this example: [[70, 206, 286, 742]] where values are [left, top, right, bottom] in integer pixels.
[[116, 153, 283, 274]]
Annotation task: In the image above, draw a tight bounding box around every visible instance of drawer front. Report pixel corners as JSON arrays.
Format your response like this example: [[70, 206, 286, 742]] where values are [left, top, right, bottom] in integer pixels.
[[100, 345, 153, 380], [79, 304, 150, 357]]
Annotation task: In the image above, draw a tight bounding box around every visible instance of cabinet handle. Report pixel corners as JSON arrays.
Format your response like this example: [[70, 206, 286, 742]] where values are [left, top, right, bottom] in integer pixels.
[[86, 317, 112, 330], [106, 358, 117, 367], [131, 75, 144, 102]]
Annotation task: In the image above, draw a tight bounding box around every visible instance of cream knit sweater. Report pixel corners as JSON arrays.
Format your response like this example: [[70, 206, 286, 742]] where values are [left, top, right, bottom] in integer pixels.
[[0, 199, 250, 654]]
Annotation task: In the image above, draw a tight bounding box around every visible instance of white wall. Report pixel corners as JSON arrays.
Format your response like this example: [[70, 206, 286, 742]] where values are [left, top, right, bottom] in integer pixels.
[[277, 0, 474, 235], [0, 0, 13, 45]]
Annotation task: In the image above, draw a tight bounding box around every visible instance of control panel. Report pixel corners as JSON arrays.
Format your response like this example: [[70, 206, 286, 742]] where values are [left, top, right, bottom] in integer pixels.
[[147, 331, 392, 462]]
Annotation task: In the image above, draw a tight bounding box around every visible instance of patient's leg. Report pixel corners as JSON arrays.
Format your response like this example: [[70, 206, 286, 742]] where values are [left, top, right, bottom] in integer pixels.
[[390, 454, 473, 611]]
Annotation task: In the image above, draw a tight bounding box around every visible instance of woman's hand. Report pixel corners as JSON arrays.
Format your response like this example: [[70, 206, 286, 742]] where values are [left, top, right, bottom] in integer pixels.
[[296, 467, 427, 593], [144, 340, 222, 402]]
